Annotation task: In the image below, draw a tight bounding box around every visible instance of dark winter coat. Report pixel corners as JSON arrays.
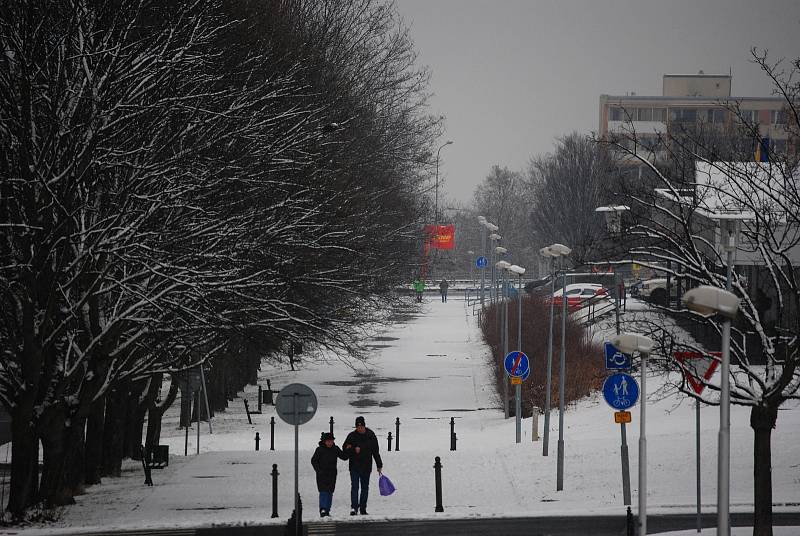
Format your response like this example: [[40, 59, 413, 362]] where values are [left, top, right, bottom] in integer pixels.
[[343, 428, 383, 474], [311, 442, 348, 492]]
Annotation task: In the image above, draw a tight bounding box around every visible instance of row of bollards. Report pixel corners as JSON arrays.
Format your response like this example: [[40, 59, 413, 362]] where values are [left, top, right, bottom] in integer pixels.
[[268, 457, 447, 517], [253, 415, 469, 452]]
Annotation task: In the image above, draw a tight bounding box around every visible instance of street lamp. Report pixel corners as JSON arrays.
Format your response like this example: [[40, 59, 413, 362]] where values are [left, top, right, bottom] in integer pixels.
[[611, 332, 654, 536], [508, 264, 526, 443], [478, 219, 498, 307], [496, 259, 512, 420], [433, 140, 453, 240], [683, 285, 740, 536], [489, 232, 502, 304], [551, 243, 572, 491]]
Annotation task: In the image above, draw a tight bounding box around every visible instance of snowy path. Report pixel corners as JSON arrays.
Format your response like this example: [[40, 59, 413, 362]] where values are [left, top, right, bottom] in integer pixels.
[[16, 296, 800, 534]]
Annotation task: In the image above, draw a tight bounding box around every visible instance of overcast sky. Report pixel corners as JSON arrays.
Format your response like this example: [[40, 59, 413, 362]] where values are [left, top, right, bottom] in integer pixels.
[[393, 0, 800, 205]]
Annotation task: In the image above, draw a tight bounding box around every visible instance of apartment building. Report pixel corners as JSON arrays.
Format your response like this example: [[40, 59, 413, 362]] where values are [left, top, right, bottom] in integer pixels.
[[599, 73, 794, 162]]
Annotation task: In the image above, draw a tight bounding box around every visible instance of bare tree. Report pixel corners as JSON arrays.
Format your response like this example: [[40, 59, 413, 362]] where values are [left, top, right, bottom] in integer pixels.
[[599, 50, 799, 536]]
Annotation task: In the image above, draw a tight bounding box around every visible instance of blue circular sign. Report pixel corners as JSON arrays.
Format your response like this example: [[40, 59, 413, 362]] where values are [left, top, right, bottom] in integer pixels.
[[504, 351, 529, 378], [476, 256, 488, 268], [602, 373, 639, 410]]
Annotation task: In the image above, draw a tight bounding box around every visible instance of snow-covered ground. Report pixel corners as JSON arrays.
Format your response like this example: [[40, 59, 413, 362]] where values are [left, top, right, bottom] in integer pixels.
[[10, 294, 800, 534]]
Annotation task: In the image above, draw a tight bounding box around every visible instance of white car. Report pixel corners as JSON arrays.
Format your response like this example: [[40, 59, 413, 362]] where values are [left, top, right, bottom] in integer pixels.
[[550, 283, 611, 310]]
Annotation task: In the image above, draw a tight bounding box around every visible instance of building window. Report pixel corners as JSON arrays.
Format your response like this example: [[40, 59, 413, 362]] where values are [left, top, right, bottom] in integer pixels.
[[670, 108, 697, 123], [610, 106, 625, 121], [740, 109, 759, 124], [652, 108, 666, 122], [705, 108, 726, 123], [636, 108, 652, 122], [771, 109, 787, 125]]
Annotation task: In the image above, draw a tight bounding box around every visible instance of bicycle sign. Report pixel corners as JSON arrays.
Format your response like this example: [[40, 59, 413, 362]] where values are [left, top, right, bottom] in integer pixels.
[[602, 373, 639, 411], [504, 351, 529, 378], [476, 256, 488, 269]]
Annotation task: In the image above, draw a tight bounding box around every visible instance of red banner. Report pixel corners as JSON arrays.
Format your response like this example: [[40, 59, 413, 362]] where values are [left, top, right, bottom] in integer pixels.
[[424, 224, 455, 250]]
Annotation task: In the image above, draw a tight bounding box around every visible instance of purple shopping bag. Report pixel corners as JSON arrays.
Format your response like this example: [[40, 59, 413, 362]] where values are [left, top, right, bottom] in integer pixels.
[[378, 474, 396, 496]]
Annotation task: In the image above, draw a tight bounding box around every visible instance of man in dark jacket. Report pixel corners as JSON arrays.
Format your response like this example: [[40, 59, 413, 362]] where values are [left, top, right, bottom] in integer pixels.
[[342, 415, 383, 515], [311, 432, 348, 517]]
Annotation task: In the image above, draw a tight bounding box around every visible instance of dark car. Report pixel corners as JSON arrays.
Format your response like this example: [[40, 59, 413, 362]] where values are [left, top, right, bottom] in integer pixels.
[[524, 277, 552, 295]]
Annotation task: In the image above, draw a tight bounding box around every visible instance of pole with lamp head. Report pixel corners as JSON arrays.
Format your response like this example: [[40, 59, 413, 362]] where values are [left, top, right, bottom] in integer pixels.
[[538, 246, 558, 455], [489, 232, 501, 304], [509, 264, 526, 442], [478, 217, 488, 306], [552, 243, 571, 490], [611, 332, 654, 536], [496, 259, 512, 420], [431, 141, 452, 282], [683, 284, 741, 536]]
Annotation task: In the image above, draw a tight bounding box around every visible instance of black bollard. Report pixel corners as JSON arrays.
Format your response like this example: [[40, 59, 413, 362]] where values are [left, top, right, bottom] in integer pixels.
[[387, 432, 393, 452], [184, 419, 189, 456], [626, 506, 635, 536], [265, 379, 274, 405], [449, 417, 456, 451], [255, 432, 260, 451], [329, 416, 334, 436], [434, 456, 444, 512], [395, 417, 400, 451], [271, 464, 279, 518], [451, 432, 457, 451], [258, 386, 263, 413], [270, 416, 275, 450], [244, 399, 252, 425]]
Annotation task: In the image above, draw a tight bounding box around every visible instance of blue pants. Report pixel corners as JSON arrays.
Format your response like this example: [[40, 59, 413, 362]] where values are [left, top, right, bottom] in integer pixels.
[[319, 491, 332, 512], [350, 470, 370, 510]]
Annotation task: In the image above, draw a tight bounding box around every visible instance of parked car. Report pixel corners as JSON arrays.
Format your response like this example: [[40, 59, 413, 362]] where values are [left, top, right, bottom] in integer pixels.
[[549, 283, 610, 310], [638, 277, 678, 305]]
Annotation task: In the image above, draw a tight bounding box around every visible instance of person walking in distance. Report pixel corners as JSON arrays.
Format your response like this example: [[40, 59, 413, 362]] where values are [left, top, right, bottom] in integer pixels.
[[311, 432, 348, 518], [412, 277, 425, 303], [343, 416, 383, 515], [439, 278, 449, 302]]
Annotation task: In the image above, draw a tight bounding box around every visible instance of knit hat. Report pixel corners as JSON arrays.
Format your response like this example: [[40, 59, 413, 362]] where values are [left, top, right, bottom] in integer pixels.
[[355, 416, 366, 427], [321, 432, 335, 441]]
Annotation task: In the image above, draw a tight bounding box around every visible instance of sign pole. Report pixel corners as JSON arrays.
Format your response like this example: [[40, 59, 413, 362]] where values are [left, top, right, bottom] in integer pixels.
[[621, 422, 631, 505], [516, 273, 523, 443], [293, 394, 299, 536], [199, 365, 212, 434], [695, 399, 701, 533]]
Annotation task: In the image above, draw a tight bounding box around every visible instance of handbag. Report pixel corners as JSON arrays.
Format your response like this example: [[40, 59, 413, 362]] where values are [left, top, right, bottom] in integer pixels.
[[378, 473, 396, 496]]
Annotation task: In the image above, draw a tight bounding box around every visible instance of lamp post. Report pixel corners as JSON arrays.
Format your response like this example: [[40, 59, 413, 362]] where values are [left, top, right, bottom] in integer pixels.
[[496, 259, 511, 419], [489, 232, 502, 304], [683, 284, 741, 536], [611, 332, 654, 536], [509, 264, 526, 443], [431, 140, 453, 282], [538, 246, 557, 456], [479, 218, 498, 308], [550, 243, 571, 490]]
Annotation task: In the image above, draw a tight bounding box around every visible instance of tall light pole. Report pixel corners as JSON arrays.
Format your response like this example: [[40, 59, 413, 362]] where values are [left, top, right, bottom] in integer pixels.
[[612, 332, 654, 536], [683, 283, 741, 536], [431, 140, 453, 282], [478, 218, 498, 307], [539, 246, 558, 456], [549, 243, 571, 490], [509, 264, 526, 443], [489, 233, 502, 304], [496, 259, 511, 419]]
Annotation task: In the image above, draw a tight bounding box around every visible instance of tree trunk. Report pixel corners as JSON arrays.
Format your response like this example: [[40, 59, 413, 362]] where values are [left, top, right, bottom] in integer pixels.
[[101, 387, 126, 477], [146, 377, 178, 449], [7, 414, 39, 515], [39, 415, 76, 507], [751, 404, 777, 536], [84, 397, 105, 485]]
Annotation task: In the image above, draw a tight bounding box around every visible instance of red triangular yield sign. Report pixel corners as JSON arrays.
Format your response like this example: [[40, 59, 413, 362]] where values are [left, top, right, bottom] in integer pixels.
[[674, 351, 722, 394]]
